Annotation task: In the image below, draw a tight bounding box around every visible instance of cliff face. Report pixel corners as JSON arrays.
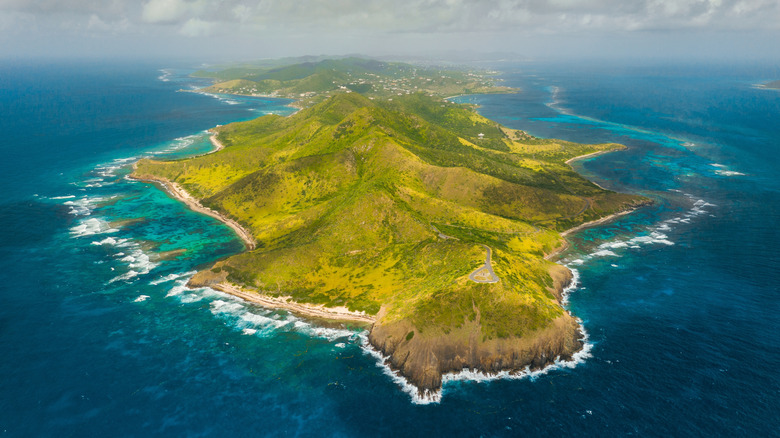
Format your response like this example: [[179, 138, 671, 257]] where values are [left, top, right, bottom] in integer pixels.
[[368, 268, 583, 393], [368, 313, 582, 393]]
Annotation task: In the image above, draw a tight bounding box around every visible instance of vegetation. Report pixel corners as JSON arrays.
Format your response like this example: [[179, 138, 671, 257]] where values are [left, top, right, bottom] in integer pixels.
[[195, 57, 516, 107], [134, 86, 647, 341]]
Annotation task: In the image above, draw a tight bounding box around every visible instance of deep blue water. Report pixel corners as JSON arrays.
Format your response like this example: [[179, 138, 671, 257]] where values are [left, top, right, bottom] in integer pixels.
[[1, 59, 778, 436]]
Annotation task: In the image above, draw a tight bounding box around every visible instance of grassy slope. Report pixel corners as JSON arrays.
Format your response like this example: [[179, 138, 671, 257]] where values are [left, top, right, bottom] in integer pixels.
[[134, 92, 645, 341]]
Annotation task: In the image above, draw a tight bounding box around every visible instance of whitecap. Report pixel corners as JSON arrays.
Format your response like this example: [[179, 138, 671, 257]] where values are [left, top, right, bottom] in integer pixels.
[[158, 69, 172, 82], [210, 299, 245, 315], [601, 241, 629, 249], [715, 169, 745, 176], [149, 271, 197, 285], [166, 281, 189, 297], [304, 325, 358, 342], [693, 199, 716, 208], [150, 132, 207, 155], [64, 197, 103, 216], [649, 231, 675, 245], [91, 237, 119, 246], [360, 335, 442, 404], [656, 223, 672, 231], [133, 295, 150, 302], [359, 323, 593, 405], [70, 218, 118, 237], [109, 270, 139, 283], [590, 249, 619, 257], [561, 268, 580, 305]]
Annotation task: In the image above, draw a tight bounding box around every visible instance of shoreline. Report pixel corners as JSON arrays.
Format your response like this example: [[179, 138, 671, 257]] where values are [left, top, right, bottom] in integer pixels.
[[564, 149, 611, 165], [561, 206, 642, 238], [208, 130, 225, 152], [539, 147, 647, 258], [132, 160, 377, 325], [203, 281, 376, 324], [137, 81, 650, 397], [129, 170, 256, 251]]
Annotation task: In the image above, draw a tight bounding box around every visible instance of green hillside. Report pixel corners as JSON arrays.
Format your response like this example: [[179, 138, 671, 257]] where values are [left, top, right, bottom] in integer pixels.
[[136, 91, 643, 326], [133, 89, 647, 392]]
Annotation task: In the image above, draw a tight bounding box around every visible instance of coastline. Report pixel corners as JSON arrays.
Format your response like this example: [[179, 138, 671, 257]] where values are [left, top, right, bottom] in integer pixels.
[[543, 205, 647, 262], [541, 146, 650, 259], [133, 86, 649, 398], [561, 207, 640, 237], [208, 130, 225, 152], [564, 149, 611, 165], [129, 170, 256, 251], [131, 162, 379, 325], [200, 280, 376, 324]]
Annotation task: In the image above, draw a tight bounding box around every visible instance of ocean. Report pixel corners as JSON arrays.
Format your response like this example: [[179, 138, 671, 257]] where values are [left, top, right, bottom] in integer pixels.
[[0, 59, 777, 436]]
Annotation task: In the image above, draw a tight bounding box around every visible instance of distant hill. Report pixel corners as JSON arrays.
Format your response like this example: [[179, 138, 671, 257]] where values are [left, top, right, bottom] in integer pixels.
[[195, 57, 516, 106], [763, 80, 780, 89], [134, 87, 648, 396]]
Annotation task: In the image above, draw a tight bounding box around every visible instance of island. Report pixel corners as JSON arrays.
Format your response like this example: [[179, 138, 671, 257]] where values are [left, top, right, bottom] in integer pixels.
[[762, 80, 780, 89], [133, 58, 649, 398]]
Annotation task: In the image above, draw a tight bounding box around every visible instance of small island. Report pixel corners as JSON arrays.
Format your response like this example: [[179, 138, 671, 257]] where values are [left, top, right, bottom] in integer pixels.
[[133, 58, 649, 398], [762, 80, 780, 89]]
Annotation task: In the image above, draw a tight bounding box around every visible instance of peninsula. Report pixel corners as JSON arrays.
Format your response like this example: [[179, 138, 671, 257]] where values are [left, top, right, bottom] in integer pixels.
[[133, 58, 649, 397]]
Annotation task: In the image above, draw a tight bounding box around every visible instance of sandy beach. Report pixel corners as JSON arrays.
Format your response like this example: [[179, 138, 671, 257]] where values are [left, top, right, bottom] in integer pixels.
[[206, 281, 376, 324], [208, 130, 225, 152], [130, 170, 379, 324], [564, 149, 611, 165], [130, 170, 256, 250], [561, 208, 638, 237], [130, 129, 379, 324]]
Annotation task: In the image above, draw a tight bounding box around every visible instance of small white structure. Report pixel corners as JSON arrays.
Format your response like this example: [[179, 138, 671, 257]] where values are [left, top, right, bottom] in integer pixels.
[[478, 133, 485, 139]]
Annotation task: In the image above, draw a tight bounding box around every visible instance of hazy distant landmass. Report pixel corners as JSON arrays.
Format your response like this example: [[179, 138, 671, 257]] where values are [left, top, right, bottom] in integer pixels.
[[134, 58, 648, 398], [763, 80, 780, 89], [192, 57, 516, 107]]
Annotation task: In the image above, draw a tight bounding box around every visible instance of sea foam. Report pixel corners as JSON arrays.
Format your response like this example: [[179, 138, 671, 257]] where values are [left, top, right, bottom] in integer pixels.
[[163, 275, 361, 342], [359, 321, 594, 405], [64, 197, 103, 216], [70, 218, 118, 237], [561, 195, 715, 267], [150, 132, 208, 156]]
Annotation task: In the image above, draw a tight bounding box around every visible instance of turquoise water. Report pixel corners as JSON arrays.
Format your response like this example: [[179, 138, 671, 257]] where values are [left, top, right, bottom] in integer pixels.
[[0, 60, 777, 436]]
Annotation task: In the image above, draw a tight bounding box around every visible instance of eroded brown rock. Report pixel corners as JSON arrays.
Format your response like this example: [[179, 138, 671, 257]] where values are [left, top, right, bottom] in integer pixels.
[[368, 268, 583, 394]]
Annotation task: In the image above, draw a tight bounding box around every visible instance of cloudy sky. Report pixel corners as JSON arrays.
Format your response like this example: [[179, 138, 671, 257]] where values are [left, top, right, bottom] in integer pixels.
[[1, 0, 779, 60]]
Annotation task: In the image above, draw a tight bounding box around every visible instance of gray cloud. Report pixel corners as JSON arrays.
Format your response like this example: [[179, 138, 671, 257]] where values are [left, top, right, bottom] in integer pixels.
[[0, 0, 778, 58]]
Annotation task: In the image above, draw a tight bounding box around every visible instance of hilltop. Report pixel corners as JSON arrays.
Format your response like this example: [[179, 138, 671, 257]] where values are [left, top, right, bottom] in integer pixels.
[[135, 64, 648, 397]]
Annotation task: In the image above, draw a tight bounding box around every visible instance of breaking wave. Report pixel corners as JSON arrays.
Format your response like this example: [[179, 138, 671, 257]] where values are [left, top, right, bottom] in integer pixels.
[[163, 275, 361, 343]]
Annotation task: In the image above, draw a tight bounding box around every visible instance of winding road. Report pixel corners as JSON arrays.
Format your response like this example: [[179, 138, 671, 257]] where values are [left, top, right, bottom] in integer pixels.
[[468, 245, 500, 283]]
